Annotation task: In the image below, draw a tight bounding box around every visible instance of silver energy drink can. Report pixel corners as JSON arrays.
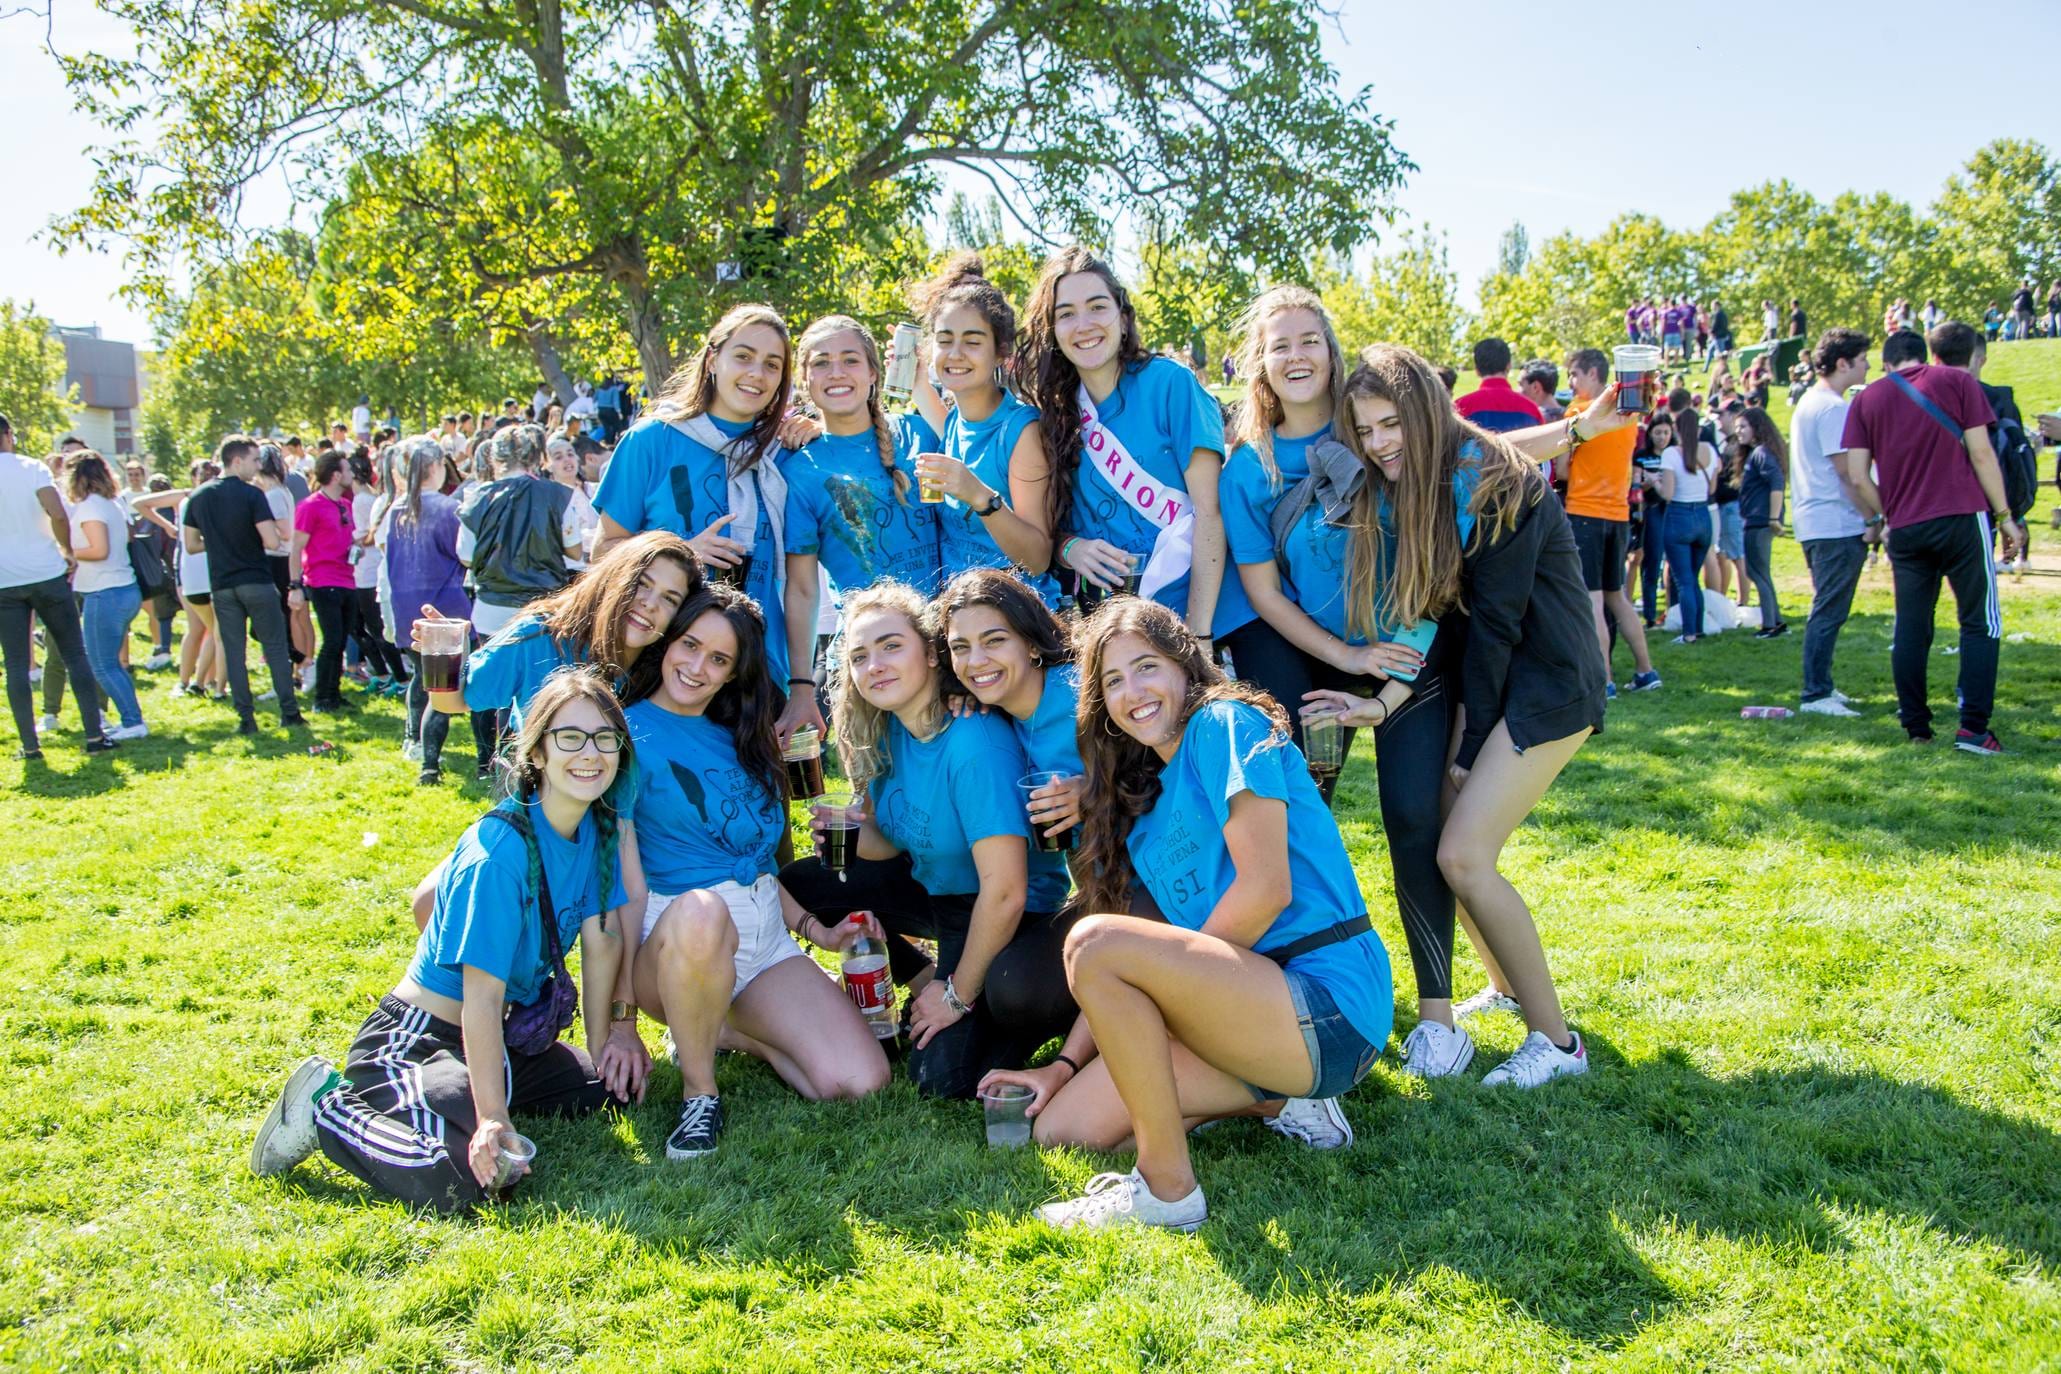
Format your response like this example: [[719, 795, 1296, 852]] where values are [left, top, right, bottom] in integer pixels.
[[884, 322, 921, 403]]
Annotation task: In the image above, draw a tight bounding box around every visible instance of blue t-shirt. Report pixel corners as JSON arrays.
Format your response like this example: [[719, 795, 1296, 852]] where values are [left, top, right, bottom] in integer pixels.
[[1226, 428, 1437, 671], [593, 413, 790, 682], [936, 392, 1061, 606], [1126, 700, 1393, 1049], [408, 802, 626, 1006], [1013, 662, 1084, 777], [1739, 447, 1785, 529], [1068, 357, 1226, 619], [784, 414, 944, 597], [625, 700, 783, 892], [465, 614, 583, 727], [872, 709, 1067, 911]]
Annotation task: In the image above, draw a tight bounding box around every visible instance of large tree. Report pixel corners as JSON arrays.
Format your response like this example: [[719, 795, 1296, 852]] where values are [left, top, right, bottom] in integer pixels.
[[54, 0, 1408, 386], [0, 302, 78, 456]]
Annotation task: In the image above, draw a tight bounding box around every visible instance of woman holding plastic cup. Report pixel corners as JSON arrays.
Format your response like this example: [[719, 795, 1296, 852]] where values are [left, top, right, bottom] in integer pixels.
[[774, 314, 946, 747], [903, 253, 1063, 606], [249, 668, 647, 1213], [1015, 246, 1234, 640], [1024, 599, 1394, 1233], [622, 584, 889, 1162], [937, 568, 1085, 868], [779, 581, 1075, 1099]]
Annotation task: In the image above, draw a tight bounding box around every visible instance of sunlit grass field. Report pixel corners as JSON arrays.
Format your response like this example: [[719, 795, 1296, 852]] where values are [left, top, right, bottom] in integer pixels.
[[3, 367, 2059, 1367]]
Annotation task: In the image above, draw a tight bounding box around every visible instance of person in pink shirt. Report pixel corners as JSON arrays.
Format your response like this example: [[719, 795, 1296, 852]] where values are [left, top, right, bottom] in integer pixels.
[[290, 450, 360, 713]]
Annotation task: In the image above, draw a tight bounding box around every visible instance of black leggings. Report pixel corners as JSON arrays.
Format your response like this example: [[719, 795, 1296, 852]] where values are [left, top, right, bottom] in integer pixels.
[[779, 852, 1075, 1098], [1222, 616, 1458, 1001], [347, 587, 409, 680]]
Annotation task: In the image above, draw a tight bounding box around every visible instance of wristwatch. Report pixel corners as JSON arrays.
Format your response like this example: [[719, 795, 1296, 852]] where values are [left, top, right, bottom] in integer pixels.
[[942, 976, 974, 1016], [975, 490, 1004, 517], [609, 1000, 637, 1023]]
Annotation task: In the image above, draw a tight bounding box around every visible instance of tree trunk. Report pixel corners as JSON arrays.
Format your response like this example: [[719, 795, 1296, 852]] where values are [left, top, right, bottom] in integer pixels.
[[523, 313, 576, 406], [612, 251, 676, 392]]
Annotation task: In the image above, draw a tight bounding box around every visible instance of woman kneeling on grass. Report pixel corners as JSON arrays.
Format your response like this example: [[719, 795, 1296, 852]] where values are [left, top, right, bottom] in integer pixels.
[[622, 583, 889, 1161], [250, 668, 648, 1213], [1029, 599, 1394, 1233]]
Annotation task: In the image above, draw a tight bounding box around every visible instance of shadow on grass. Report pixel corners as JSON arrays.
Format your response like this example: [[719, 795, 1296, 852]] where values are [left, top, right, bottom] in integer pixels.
[[1189, 1036, 2061, 1346]]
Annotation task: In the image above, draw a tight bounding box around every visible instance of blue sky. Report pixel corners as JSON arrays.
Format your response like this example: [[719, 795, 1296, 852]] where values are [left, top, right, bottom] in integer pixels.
[[4, 0, 2056, 348]]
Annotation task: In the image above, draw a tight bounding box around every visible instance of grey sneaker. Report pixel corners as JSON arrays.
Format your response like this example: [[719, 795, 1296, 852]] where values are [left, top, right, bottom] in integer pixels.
[[1799, 696, 1861, 718], [1265, 1096, 1354, 1149], [250, 1055, 340, 1176], [665, 1094, 723, 1159], [1453, 986, 1523, 1020], [1400, 1019, 1476, 1078], [1037, 1169, 1206, 1233]]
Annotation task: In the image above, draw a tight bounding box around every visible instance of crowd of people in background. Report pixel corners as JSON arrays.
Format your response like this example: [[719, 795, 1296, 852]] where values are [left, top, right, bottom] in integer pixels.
[[4, 253, 2053, 1232]]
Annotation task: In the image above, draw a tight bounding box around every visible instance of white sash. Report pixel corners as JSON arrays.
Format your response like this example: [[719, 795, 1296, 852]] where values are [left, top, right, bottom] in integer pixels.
[[667, 413, 787, 569], [1077, 384, 1193, 599]]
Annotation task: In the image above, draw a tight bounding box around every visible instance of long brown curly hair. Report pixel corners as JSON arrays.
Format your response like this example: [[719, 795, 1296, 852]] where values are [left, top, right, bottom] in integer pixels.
[[650, 303, 792, 476], [1338, 344, 1536, 637], [522, 530, 703, 681], [1070, 598, 1288, 916], [1015, 247, 1152, 534]]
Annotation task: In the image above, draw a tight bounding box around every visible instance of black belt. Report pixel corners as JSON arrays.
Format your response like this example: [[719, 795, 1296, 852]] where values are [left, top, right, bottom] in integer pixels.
[[1263, 914, 1373, 967]]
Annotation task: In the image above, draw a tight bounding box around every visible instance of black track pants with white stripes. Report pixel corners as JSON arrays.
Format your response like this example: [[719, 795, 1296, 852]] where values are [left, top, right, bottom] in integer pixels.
[[313, 994, 611, 1213], [1888, 511, 2001, 738]]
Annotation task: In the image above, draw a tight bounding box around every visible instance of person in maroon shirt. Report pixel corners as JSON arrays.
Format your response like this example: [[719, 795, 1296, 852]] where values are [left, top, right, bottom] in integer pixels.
[[1842, 327, 2026, 754]]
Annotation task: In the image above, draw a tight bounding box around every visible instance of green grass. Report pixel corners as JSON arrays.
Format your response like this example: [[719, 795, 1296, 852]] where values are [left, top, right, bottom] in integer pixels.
[[6, 524, 2061, 1367]]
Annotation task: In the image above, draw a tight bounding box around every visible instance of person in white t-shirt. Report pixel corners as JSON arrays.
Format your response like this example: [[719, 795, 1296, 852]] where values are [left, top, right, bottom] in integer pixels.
[[0, 412, 112, 756], [64, 454, 150, 740], [1657, 434, 1714, 644], [172, 460, 227, 700], [351, 397, 373, 443], [546, 437, 601, 571], [1788, 330, 1875, 716]]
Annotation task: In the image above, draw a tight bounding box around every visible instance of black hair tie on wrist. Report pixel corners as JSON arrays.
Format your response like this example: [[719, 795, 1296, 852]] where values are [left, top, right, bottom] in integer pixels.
[[1053, 1053, 1080, 1075]]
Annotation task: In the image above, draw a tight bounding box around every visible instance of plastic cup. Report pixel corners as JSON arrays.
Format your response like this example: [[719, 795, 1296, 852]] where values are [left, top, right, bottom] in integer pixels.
[[1018, 771, 1077, 854], [918, 468, 945, 503], [1613, 344, 1662, 415], [817, 792, 860, 882], [715, 554, 754, 590], [1078, 554, 1143, 610], [417, 619, 469, 692], [1303, 712, 1344, 778], [783, 725, 824, 800], [979, 1083, 1034, 1149], [487, 1129, 536, 1194]]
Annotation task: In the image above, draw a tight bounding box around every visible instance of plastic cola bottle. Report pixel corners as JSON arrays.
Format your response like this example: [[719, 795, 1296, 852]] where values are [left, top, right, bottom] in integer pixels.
[[840, 914, 898, 1042]]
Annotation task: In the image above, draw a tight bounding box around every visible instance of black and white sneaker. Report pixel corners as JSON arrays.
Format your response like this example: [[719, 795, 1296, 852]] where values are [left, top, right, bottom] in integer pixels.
[[665, 1094, 724, 1159]]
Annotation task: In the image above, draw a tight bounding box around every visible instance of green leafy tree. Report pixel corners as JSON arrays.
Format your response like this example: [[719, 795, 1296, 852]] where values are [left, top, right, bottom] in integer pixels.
[[1931, 138, 2061, 313], [54, 0, 1409, 386], [1318, 230, 1468, 365], [1496, 221, 1529, 278], [0, 301, 79, 456]]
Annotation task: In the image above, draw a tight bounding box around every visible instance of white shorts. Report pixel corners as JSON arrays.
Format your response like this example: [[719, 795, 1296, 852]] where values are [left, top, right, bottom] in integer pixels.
[[642, 875, 807, 1000]]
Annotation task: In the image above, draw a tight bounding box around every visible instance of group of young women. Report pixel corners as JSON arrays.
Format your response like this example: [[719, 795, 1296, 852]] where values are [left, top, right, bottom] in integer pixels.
[[252, 246, 1631, 1229]]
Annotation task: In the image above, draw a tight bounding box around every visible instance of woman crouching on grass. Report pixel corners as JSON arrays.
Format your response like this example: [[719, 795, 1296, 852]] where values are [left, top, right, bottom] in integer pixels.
[[1027, 599, 1394, 1233], [622, 584, 889, 1161], [250, 668, 649, 1213]]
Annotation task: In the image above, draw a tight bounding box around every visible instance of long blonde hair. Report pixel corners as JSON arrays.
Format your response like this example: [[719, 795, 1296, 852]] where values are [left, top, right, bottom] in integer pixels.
[[796, 314, 907, 505], [829, 581, 949, 791], [651, 303, 792, 476], [1229, 286, 1348, 491], [1338, 344, 1537, 637]]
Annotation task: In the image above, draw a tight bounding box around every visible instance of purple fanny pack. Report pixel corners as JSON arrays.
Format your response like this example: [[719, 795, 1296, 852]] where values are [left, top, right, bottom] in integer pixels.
[[485, 807, 578, 1056]]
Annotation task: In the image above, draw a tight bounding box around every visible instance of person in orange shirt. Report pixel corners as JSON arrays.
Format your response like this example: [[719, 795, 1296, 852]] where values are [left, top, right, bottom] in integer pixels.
[[1554, 349, 1660, 696]]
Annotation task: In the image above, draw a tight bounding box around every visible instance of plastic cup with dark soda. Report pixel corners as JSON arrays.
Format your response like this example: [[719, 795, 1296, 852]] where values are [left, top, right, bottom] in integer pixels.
[[1303, 710, 1345, 781], [417, 619, 470, 693], [1018, 770, 1078, 853], [1614, 344, 1661, 415], [817, 792, 860, 882]]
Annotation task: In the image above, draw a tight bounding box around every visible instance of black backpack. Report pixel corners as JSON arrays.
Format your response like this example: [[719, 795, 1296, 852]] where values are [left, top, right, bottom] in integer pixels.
[[1981, 383, 2039, 519]]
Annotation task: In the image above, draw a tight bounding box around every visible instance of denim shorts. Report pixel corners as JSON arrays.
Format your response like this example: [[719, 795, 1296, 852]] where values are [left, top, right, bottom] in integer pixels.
[[1244, 967, 1382, 1102], [1716, 500, 1745, 559]]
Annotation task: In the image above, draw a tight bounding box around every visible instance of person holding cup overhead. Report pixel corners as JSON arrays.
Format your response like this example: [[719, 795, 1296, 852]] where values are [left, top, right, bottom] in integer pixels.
[[1023, 599, 1394, 1233], [774, 315, 944, 746], [936, 568, 1085, 869], [590, 304, 797, 691], [249, 668, 647, 1213], [778, 581, 1075, 1099], [621, 584, 889, 1161], [903, 253, 1063, 607], [1014, 247, 1233, 637]]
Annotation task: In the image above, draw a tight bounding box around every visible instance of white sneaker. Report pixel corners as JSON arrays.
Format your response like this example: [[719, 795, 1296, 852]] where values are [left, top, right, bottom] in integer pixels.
[[1994, 557, 2012, 575], [1400, 1020, 1476, 1079], [26, 667, 40, 687], [249, 1055, 340, 1176], [2013, 558, 2029, 578], [1799, 696, 1861, 718], [256, 689, 277, 703], [1037, 1169, 1207, 1233], [1265, 1096, 1354, 1149], [1453, 986, 1522, 1020], [401, 740, 424, 763], [37, 714, 59, 734], [143, 653, 173, 671], [108, 721, 150, 742], [1830, 689, 1854, 705], [299, 665, 318, 692], [1481, 1031, 1589, 1088]]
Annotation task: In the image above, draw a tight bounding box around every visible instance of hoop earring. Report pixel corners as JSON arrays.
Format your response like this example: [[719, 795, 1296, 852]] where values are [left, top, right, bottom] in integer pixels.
[[1101, 714, 1127, 738], [1029, 654, 1042, 667], [993, 365, 1006, 390]]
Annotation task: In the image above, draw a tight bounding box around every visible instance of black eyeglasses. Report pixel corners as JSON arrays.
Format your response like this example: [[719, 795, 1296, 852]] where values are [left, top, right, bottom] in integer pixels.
[[547, 727, 625, 755]]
